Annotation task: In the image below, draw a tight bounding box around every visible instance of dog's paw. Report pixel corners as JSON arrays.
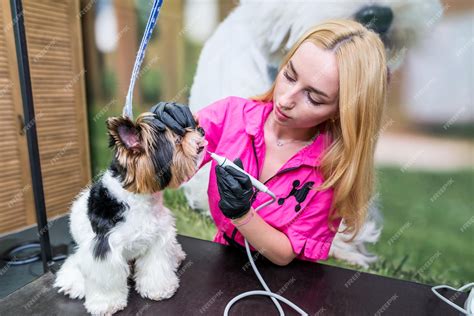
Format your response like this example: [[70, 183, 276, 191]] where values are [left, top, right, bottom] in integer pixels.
[[55, 282, 85, 300], [175, 247, 186, 267], [54, 269, 85, 299], [85, 294, 127, 316], [136, 274, 180, 301]]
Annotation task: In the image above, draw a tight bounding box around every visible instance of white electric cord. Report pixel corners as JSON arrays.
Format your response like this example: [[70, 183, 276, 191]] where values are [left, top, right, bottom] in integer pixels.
[[209, 151, 308, 315], [432, 282, 474, 315], [223, 195, 308, 316]]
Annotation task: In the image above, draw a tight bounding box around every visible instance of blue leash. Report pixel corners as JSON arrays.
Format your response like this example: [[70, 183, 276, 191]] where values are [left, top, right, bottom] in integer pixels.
[[123, 0, 164, 119]]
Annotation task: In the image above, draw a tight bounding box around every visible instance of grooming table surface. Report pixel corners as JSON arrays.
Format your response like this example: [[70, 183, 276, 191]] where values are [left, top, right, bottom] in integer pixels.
[[0, 235, 467, 315]]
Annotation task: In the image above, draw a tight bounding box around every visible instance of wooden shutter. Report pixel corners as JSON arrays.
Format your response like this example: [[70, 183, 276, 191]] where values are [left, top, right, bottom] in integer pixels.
[[0, 0, 90, 235], [22, 0, 91, 219], [0, 0, 36, 234]]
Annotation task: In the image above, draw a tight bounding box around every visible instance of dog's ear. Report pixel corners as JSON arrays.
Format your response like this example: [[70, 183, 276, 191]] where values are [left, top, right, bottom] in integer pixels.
[[106, 116, 142, 153]]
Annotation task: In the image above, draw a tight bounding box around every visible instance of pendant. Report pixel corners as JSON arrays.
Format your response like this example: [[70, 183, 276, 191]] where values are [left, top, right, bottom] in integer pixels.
[[276, 140, 284, 147]]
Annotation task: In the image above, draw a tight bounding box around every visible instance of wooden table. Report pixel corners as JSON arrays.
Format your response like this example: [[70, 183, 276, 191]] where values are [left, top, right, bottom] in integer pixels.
[[0, 235, 467, 315]]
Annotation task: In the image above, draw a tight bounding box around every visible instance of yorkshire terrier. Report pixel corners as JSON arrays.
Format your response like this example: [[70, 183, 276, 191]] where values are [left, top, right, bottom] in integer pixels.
[[54, 111, 207, 315]]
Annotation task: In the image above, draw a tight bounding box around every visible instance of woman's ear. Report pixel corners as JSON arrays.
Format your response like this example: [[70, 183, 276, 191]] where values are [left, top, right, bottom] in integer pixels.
[[106, 116, 142, 153]]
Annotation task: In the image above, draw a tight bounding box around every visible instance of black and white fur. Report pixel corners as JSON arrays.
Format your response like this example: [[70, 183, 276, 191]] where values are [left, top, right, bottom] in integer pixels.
[[54, 113, 206, 315]]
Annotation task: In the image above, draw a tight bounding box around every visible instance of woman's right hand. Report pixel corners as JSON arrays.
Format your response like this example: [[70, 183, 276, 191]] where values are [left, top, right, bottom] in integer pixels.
[[150, 102, 197, 136], [215, 158, 255, 220]]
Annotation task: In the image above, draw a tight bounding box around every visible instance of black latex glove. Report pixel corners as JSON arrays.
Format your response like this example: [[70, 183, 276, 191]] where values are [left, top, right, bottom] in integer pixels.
[[215, 158, 256, 220], [150, 102, 196, 136]]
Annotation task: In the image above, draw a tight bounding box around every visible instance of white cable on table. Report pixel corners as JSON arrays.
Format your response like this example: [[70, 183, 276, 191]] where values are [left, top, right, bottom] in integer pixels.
[[432, 282, 474, 315], [209, 152, 308, 316], [223, 196, 308, 316]]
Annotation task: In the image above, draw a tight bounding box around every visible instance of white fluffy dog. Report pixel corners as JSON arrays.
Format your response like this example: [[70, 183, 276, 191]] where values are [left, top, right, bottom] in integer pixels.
[[54, 112, 207, 315], [183, 0, 443, 268]]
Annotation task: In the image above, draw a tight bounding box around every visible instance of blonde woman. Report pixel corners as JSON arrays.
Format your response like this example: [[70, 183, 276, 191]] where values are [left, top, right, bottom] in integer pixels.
[[152, 19, 387, 266]]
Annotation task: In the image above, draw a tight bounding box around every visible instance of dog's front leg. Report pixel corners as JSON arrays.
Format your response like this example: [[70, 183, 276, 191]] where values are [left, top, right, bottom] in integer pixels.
[[82, 252, 130, 315], [171, 237, 186, 270], [54, 252, 86, 299], [134, 235, 183, 301]]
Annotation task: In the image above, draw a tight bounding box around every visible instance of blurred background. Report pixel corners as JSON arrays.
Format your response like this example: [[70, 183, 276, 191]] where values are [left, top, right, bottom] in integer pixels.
[[0, 0, 472, 298]]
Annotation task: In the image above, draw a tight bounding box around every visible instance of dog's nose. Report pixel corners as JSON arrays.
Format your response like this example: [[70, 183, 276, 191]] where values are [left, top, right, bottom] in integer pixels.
[[354, 5, 393, 35], [197, 138, 208, 154]]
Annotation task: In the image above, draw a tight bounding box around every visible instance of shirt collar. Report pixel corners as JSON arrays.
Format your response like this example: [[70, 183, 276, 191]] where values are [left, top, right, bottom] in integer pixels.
[[243, 100, 331, 168], [243, 100, 273, 136]]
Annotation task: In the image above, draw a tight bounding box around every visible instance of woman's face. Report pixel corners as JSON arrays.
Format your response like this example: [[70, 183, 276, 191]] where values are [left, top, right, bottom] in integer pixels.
[[273, 41, 339, 129]]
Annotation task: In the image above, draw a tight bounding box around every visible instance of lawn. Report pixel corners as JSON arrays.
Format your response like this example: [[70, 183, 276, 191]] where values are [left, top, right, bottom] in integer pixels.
[[88, 102, 473, 288], [360, 167, 473, 287]]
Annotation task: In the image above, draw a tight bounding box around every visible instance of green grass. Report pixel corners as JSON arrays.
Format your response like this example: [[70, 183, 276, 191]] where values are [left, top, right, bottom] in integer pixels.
[[323, 167, 474, 287], [369, 167, 473, 287], [163, 189, 216, 241]]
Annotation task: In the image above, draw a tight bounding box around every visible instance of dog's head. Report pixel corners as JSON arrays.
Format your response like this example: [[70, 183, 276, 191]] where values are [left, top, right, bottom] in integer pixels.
[[241, 0, 443, 72], [106, 113, 207, 194]]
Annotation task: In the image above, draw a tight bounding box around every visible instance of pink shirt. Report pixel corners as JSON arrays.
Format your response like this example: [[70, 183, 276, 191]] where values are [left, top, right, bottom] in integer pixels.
[[196, 96, 342, 262]]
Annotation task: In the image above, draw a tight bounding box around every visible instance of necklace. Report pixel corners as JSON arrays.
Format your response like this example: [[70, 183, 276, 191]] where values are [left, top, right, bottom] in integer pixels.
[[275, 129, 320, 147]]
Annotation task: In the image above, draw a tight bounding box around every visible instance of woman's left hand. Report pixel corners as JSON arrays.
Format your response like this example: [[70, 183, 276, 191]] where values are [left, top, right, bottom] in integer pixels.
[[150, 101, 196, 136], [215, 158, 255, 220]]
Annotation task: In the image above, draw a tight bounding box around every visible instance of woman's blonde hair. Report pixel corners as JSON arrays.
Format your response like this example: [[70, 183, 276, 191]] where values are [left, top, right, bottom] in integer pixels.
[[252, 19, 388, 242]]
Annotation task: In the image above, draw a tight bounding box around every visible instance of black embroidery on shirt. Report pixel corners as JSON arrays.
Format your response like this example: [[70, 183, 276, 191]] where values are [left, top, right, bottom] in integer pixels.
[[278, 180, 314, 212]]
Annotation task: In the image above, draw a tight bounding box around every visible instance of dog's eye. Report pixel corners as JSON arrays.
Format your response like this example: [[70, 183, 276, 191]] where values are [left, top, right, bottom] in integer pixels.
[[197, 126, 205, 137]]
